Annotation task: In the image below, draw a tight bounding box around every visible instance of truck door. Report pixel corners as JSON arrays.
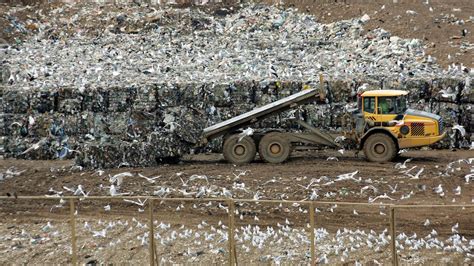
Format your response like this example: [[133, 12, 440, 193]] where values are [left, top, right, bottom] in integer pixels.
[[362, 96, 376, 121], [374, 96, 398, 122]]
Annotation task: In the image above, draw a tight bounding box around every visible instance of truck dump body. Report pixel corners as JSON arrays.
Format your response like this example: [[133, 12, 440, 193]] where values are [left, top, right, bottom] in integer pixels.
[[201, 88, 319, 142]]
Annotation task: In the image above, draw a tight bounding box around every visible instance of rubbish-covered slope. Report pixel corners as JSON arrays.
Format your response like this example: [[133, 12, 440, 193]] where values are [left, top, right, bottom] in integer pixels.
[[0, 4, 472, 168]]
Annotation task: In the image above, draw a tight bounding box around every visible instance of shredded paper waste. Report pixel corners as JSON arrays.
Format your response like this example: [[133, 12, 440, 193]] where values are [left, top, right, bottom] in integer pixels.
[[0, 4, 472, 168]]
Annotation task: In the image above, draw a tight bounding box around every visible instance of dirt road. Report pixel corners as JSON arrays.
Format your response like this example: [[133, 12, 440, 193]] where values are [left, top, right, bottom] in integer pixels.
[[0, 149, 472, 264]]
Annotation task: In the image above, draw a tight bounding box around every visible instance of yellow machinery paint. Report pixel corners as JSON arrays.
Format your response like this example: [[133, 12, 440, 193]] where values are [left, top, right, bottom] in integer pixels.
[[360, 90, 445, 155], [203, 86, 447, 164]]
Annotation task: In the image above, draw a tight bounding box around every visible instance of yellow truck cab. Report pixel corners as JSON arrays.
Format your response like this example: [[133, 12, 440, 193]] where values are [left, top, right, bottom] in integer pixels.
[[357, 90, 446, 162]]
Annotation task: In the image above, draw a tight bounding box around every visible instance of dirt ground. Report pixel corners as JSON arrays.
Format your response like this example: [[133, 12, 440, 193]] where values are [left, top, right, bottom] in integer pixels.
[[0, 149, 473, 264], [1, 0, 473, 264], [266, 0, 474, 68]]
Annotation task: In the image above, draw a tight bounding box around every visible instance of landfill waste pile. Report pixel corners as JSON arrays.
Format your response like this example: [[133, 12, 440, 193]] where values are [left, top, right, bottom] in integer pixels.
[[0, 3, 472, 168]]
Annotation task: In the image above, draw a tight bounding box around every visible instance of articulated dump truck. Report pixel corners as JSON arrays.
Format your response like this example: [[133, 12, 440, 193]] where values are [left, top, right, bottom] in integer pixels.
[[200, 84, 446, 164]]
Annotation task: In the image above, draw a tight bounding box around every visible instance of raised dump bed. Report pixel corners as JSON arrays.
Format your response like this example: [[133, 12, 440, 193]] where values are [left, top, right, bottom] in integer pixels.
[[201, 88, 320, 143]]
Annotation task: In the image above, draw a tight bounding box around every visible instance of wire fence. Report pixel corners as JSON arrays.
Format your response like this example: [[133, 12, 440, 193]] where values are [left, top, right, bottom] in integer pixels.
[[0, 195, 473, 266]]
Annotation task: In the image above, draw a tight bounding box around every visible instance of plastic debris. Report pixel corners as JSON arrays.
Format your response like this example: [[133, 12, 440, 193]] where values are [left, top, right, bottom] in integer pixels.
[[0, 3, 472, 167]]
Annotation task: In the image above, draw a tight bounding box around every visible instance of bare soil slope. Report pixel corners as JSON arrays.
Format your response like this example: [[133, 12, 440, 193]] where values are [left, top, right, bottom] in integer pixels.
[[266, 0, 474, 68]]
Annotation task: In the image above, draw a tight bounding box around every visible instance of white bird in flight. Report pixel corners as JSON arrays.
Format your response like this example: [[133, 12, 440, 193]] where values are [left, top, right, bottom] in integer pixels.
[[109, 172, 133, 186], [123, 198, 148, 206], [369, 193, 395, 203], [395, 158, 412, 169], [138, 173, 161, 183]]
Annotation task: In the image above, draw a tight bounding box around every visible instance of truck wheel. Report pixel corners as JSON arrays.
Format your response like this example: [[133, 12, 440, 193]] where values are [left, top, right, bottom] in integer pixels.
[[259, 132, 291, 163], [363, 133, 397, 162], [223, 134, 256, 164]]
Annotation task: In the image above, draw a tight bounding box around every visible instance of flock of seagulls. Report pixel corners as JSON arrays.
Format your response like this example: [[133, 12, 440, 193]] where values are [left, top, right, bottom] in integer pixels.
[[28, 153, 474, 216], [3, 216, 472, 264], [0, 167, 26, 181], [1, 153, 473, 263], [4, 4, 470, 92]]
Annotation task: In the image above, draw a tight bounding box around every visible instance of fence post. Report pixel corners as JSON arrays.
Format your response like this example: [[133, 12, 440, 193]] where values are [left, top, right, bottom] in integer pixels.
[[149, 198, 155, 266], [69, 199, 77, 266], [390, 206, 398, 266], [227, 199, 236, 266], [309, 202, 316, 266]]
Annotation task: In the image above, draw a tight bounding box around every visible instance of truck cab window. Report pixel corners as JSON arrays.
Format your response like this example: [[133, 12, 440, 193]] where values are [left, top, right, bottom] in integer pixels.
[[378, 97, 397, 114], [397, 95, 407, 113], [363, 97, 375, 113]]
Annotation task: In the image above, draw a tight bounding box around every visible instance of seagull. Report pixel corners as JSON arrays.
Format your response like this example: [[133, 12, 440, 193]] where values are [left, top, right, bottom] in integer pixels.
[[179, 177, 190, 187], [465, 173, 474, 183], [326, 157, 339, 161], [423, 219, 430, 226], [195, 186, 207, 198], [92, 170, 105, 177], [48, 188, 63, 196], [238, 128, 254, 141], [109, 172, 133, 186], [360, 185, 378, 194], [4, 167, 26, 177], [42, 221, 54, 232], [403, 166, 424, 179], [317, 254, 328, 264], [221, 188, 232, 198], [433, 184, 443, 195], [50, 198, 66, 212], [451, 223, 459, 233], [298, 178, 322, 190], [388, 184, 398, 194], [400, 191, 414, 200], [369, 193, 395, 203], [138, 173, 161, 183], [335, 171, 359, 182], [104, 205, 111, 211], [453, 186, 461, 195], [309, 190, 319, 200], [63, 185, 88, 197], [232, 170, 250, 179], [262, 178, 280, 186], [153, 187, 171, 197], [179, 189, 197, 197], [93, 229, 107, 238], [63, 186, 75, 193], [20, 138, 46, 155], [109, 185, 130, 196], [123, 198, 148, 206], [452, 125, 466, 137], [74, 185, 89, 197], [439, 88, 457, 101], [189, 174, 209, 183], [253, 191, 261, 201], [395, 158, 412, 169]]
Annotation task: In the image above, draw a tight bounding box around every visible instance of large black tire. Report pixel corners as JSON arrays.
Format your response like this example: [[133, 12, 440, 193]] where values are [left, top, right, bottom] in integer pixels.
[[223, 134, 256, 164], [258, 132, 291, 163], [363, 133, 398, 162]]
